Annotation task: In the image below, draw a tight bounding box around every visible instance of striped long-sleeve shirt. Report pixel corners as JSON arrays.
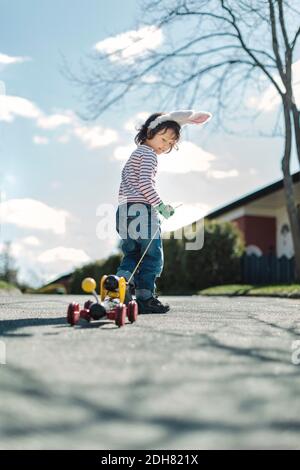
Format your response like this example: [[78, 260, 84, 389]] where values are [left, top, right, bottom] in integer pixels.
[[118, 144, 162, 206]]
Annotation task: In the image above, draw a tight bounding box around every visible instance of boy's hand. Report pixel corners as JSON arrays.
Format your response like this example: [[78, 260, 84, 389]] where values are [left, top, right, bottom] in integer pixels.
[[155, 202, 175, 219]]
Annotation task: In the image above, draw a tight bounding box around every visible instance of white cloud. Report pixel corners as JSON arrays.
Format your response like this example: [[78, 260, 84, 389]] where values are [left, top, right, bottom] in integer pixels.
[[33, 135, 49, 145], [0, 237, 40, 262], [0, 241, 23, 258], [37, 246, 90, 264], [247, 86, 281, 112], [0, 94, 75, 132], [73, 125, 118, 149], [0, 198, 70, 234], [0, 80, 6, 95], [141, 74, 159, 84], [94, 25, 163, 64], [161, 202, 211, 233], [23, 238, 117, 287], [0, 190, 7, 202], [35, 247, 90, 287], [208, 169, 239, 179], [0, 52, 30, 65], [246, 59, 300, 111], [113, 144, 136, 161], [158, 141, 216, 173], [56, 113, 121, 149], [124, 112, 149, 132], [12, 242, 23, 257], [37, 112, 73, 129], [0, 92, 120, 151], [0, 240, 89, 288], [21, 236, 41, 247], [57, 134, 71, 144], [0, 95, 41, 122]]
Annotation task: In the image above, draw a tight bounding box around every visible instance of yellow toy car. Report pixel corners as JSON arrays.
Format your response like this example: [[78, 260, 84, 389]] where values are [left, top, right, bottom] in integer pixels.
[[67, 275, 138, 328]]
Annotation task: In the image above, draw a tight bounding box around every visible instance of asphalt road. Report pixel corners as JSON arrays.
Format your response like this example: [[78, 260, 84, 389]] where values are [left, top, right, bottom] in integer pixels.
[[0, 294, 300, 450]]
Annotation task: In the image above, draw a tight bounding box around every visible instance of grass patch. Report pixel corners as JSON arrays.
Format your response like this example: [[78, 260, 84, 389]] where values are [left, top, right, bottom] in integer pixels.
[[200, 284, 253, 296], [0, 281, 20, 292], [199, 284, 300, 298], [249, 284, 300, 298]]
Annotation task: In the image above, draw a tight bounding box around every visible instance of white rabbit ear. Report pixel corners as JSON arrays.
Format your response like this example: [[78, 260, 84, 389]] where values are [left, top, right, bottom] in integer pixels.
[[167, 110, 194, 123], [186, 111, 212, 125]]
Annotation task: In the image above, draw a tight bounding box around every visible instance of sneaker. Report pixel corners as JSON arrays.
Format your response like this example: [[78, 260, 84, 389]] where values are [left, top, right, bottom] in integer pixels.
[[137, 295, 170, 314]]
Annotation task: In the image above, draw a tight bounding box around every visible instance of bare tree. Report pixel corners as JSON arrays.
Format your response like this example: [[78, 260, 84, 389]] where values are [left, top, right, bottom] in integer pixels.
[[61, 0, 300, 280], [0, 241, 18, 285]]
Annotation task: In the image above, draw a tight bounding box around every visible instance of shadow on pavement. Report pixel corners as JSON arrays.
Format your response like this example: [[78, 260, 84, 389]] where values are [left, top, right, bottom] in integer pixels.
[[1, 363, 300, 449], [0, 317, 67, 337], [0, 316, 122, 337]]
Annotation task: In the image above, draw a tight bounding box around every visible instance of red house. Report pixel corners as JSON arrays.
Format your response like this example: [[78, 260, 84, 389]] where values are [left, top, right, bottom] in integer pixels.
[[206, 171, 300, 259]]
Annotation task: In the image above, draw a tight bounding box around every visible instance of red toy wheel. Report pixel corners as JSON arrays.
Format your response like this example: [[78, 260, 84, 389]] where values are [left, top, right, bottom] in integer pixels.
[[67, 302, 80, 326], [127, 301, 138, 323], [115, 304, 127, 328], [80, 308, 91, 322]]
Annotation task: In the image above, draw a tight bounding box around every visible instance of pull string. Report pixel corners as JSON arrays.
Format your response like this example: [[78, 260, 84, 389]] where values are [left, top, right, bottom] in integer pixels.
[[127, 203, 183, 285]]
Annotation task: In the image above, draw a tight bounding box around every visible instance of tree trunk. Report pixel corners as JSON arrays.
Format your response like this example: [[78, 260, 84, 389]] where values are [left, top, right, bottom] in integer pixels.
[[291, 102, 300, 168], [290, 101, 300, 252], [281, 97, 300, 282]]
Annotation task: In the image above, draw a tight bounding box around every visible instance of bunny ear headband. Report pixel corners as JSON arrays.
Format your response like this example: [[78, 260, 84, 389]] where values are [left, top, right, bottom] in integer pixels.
[[147, 109, 212, 130]]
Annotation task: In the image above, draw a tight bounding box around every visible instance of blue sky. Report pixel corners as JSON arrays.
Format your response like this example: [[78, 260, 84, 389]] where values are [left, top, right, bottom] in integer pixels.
[[0, 0, 299, 286]]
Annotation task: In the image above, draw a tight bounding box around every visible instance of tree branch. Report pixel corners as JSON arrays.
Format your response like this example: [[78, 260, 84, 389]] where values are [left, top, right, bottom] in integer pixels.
[[220, 0, 285, 97]]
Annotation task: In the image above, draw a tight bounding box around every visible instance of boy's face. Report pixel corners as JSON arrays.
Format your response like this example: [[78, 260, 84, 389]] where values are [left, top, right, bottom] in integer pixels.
[[145, 128, 178, 154]]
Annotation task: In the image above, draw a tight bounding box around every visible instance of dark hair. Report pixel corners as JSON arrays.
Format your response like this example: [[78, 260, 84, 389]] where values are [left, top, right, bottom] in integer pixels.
[[134, 112, 181, 153]]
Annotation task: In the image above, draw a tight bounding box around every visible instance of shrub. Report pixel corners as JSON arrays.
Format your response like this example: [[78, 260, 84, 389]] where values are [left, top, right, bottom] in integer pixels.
[[158, 220, 245, 294], [28, 283, 67, 295]]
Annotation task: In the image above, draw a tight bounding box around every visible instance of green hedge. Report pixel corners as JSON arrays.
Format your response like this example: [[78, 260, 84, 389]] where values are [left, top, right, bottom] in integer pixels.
[[27, 283, 67, 294], [199, 284, 300, 298], [157, 220, 245, 294]]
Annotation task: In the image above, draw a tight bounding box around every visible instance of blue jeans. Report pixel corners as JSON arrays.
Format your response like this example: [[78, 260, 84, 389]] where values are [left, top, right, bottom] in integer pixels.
[[115, 202, 164, 300]]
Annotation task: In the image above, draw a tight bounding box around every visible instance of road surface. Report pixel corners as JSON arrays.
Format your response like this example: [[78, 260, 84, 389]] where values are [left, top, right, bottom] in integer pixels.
[[0, 294, 300, 450]]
